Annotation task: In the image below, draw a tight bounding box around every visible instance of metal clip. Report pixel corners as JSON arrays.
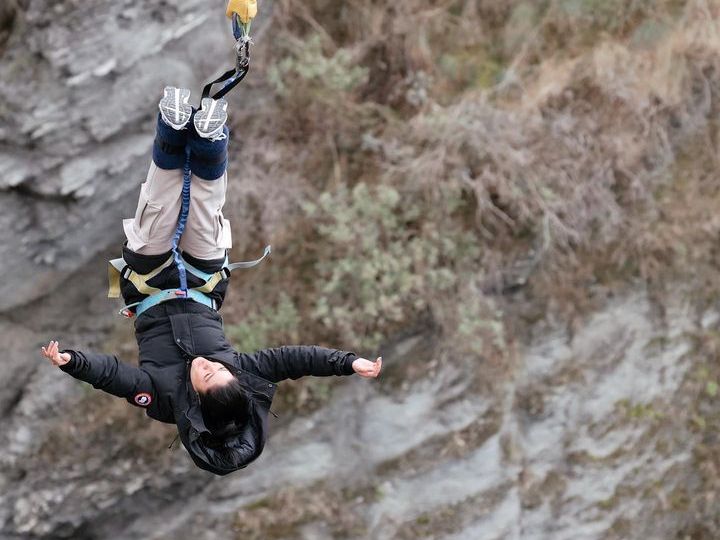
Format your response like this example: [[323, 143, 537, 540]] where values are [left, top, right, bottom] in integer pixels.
[[235, 36, 251, 70]]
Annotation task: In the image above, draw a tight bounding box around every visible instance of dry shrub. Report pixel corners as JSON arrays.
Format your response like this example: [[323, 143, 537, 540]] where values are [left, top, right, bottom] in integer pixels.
[[224, 0, 720, 364], [379, 1, 720, 320], [216, 2, 720, 534]]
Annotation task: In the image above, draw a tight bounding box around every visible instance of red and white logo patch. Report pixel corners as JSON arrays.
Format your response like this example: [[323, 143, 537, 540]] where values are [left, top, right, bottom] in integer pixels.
[[134, 393, 152, 407]]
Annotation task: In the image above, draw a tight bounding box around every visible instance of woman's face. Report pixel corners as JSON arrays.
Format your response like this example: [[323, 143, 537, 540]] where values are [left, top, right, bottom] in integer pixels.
[[190, 356, 235, 394]]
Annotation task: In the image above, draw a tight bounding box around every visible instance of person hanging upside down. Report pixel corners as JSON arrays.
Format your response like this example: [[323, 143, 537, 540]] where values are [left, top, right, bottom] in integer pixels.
[[40, 88, 382, 476]]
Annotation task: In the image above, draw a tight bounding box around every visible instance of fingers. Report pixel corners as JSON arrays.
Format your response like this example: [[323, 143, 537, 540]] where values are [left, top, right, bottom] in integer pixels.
[[40, 341, 61, 365], [41, 341, 54, 358], [357, 357, 382, 378]]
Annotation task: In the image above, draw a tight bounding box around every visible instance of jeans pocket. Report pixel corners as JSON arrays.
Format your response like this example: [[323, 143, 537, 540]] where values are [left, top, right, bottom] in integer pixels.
[[134, 186, 163, 243], [213, 213, 233, 249]]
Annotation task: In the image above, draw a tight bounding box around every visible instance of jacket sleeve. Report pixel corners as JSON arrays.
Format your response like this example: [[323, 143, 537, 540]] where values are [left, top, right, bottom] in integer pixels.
[[59, 350, 156, 409], [238, 346, 357, 383]]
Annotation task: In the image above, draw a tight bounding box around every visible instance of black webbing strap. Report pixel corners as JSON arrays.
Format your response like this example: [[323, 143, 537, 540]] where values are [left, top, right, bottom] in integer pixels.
[[201, 65, 249, 100], [202, 36, 251, 100]]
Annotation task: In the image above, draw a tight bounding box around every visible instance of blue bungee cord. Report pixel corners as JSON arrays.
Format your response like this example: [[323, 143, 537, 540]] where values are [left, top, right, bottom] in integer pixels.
[[172, 10, 251, 297], [171, 147, 193, 296]]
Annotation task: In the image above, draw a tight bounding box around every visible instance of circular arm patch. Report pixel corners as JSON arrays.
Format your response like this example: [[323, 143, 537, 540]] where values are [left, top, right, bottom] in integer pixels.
[[134, 393, 152, 407]]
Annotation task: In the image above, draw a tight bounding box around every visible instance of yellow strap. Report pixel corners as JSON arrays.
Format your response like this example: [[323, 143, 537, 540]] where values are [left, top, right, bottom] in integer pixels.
[[126, 255, 176, 295], [107, 255, 176, 298], [192, 272, 225, 294], [226, 0, 257, 24], [108, 263, 121, 299]]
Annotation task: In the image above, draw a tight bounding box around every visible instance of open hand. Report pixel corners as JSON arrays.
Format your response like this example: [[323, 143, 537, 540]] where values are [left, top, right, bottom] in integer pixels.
[[352, 356, 382, 378], [41, 341, 71, 367]]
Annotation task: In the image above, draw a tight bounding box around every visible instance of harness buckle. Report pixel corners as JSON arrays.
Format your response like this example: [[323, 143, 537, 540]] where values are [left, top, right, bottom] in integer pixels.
[[121, 308, 135, 319], [175, 290, 188, 297]]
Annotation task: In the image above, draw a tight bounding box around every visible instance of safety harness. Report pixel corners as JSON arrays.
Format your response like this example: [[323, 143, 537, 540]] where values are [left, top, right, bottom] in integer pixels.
[[108, 245, 271, 318], [108, 0, 268, 319]]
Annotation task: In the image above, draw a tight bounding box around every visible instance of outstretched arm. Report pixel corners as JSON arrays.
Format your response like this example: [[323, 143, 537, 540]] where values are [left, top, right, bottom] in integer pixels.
[[41, 340, 156, 408], [237, 345, 382, 383]]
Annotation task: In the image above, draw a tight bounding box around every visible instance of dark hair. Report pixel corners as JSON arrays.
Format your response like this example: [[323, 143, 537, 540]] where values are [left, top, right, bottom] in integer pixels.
[[199, 376, 250, 436]]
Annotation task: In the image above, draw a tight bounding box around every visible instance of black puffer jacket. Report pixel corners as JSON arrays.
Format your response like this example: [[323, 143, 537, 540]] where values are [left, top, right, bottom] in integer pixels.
[[60, 251, 357, 475]]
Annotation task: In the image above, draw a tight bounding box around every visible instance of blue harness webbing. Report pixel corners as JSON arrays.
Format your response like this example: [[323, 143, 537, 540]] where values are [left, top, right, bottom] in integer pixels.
[[172, 148, 193, 296], [134, 289, 215, 318]]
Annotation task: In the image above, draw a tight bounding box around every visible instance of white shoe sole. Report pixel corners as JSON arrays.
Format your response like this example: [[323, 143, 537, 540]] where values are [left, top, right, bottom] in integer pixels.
[[194, 98, 228, 140], [159, 87, 193, 130]]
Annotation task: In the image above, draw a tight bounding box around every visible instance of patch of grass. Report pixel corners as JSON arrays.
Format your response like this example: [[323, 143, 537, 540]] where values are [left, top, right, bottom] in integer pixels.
[[615, 399, 665, 422]]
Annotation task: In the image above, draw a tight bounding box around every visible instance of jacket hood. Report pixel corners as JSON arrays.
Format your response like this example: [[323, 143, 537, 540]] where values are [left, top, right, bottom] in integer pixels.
[[176, 367, 276, 475]]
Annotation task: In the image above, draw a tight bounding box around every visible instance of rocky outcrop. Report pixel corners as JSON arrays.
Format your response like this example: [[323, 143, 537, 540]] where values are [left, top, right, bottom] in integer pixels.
[[1, 2, 718, 539], [0, 0, 238, 313], [2, 292, 708, 539], [0, 2, 240, 535]]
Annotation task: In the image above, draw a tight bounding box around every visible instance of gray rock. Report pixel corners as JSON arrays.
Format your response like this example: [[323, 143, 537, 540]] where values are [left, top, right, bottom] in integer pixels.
[[0, 0, 229, 312]]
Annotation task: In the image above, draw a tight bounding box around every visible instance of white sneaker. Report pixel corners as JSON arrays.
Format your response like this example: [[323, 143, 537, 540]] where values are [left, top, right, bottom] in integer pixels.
[[194, 97, 228, 141], [159, 86, 193, 130]]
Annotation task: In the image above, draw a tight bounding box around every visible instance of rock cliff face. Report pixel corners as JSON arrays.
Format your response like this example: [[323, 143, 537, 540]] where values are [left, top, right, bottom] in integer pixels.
[[1, 2, 718, 539], [0, 0, 236, 313], [2, 288, 710, 539]]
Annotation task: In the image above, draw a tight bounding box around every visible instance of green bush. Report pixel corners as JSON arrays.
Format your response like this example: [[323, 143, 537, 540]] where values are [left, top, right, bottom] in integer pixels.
[[268, 35, 368, 96], [225, 293, 301, 352], [304, 182, 481, 349]]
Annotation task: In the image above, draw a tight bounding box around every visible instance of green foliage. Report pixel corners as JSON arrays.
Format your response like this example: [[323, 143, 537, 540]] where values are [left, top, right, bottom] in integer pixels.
[[268, 35, 368, 96], [455, 290, 506, 357], [225, 293, 300, 352], [270, 378, 336, 416], [303, 182, 481, 349], [243, 0, 716, 368], [616, 399, 664, 422]]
